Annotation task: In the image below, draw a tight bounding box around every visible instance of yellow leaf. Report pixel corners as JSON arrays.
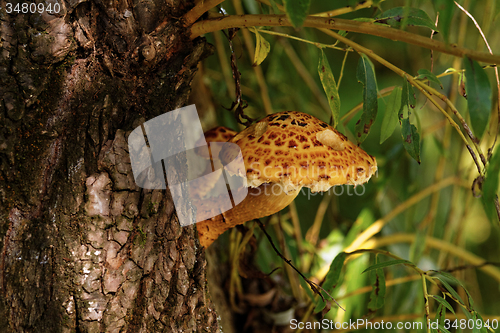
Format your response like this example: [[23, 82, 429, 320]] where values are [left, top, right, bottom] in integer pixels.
[[249, 27, 271, 67]]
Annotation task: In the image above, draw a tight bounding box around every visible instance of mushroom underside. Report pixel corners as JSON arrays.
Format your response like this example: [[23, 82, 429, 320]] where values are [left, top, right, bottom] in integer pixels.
[[196, 184, 300, 248]]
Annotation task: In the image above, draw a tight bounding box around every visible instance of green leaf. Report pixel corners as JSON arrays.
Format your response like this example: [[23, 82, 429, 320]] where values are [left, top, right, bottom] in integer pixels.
[[355, 54, 378, 143], [401, 118, 421, 164], [318, 50, 341, 128], [433, 0, 454, 42], [362, 259, 413, 274], [283, 0, 310, 28], [435, 275, 466, 307], [400, 79, 416, 118], [434, 303, 445, 324], [416, 69, 443, 89], [482, 147, 500, 221], [248, 28, 271, 66], [464, 57, 492, 138], [268, 0, 281, 14], [380, 87, 402, 143], [376, 7, 438, 31], [474, 313, 489, 333], [368, 257, 386, 310], [323, 252, 346, 292], [431, 295, 456, 315], [299, 275, 315, 302], [314, 251, 346, 313], [437, 271, 476, 309]]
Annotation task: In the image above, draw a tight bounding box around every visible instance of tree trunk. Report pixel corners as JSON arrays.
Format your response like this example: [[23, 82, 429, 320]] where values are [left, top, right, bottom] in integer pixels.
[[0, 0, 218, 331]]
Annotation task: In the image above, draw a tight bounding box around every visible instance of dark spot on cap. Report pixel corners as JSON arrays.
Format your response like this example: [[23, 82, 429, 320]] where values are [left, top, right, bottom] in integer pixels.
[[268, 132, 277, 140], [320, 123, 328, 128], [297, 121, 307, 127], [288, 140, 297, 148], [277, 114, 290, 121]]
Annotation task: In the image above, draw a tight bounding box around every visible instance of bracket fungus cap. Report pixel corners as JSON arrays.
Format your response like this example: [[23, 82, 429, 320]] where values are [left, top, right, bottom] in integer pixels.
[[222, 111, 377, 193]]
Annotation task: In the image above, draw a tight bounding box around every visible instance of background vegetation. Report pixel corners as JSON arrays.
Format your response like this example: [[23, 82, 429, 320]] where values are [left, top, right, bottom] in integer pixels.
[[189, 0, 500, 331]]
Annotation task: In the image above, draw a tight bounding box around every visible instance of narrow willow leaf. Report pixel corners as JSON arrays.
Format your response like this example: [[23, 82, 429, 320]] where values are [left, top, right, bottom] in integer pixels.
[[248, 27, 271, 66], [368, 257, 386, 310], [435, 276, 466, 307], [400, 79, 416, 118], [355, 54, 378, 143], [380, 87, 402, 144], [464, 57, 492, 138], [299, 275, 315, 302], [431, 295, 456, 315], [376, 7, 438, 31], [283, 0, 310, 28], [362, 259, 413, 274], [323, 252, 346, 291], [401, 118, 421, 164], [437, 271, 476, 309], [434, 303, 445, 325], [474, 313, 489, 333], [318, 50, 341, 128], [433, 0, 454, 41], [481, 148, 500, 222], [314, 252, 346, 313], [417, 69, 443, 89]]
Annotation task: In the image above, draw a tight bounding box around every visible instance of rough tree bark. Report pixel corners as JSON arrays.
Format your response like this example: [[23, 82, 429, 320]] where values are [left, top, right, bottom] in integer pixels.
[[0, 0, 219, 331]]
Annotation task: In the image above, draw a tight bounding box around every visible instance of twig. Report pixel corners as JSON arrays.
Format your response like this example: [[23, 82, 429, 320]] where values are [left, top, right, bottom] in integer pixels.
[[190, 14, 500, 65], [255, 219, 345, 311], [184, 0, 225, 26]]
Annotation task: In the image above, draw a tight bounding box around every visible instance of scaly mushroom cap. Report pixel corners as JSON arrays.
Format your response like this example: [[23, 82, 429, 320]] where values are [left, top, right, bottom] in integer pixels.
[[222, 111, 377, 193]]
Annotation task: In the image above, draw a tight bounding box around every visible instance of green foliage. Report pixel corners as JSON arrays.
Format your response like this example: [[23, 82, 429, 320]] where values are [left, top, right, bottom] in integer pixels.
[[433, 0, 454, 41], [318, 49, 340, 127], [482, 147, 500, 222], [355, 54, 378, 143], [367, 256, 386, 311], [376, 6, 437, 31], [283, 0, 310, 28], [380, 86, 401, 144], [464, 57, 492, 139], [416, 69, 443, 89], [362, 259, 414, 273], [401, 117, 421, 163]]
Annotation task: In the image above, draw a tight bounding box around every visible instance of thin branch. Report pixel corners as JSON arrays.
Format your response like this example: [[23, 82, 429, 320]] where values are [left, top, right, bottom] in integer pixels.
[[190, 14, 500, 64], [184, 0, 225, 26], [255, 219, 345, 311]]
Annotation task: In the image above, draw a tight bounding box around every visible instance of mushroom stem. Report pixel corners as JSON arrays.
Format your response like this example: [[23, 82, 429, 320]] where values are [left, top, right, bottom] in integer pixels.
[[196, 185, 300, 248]]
